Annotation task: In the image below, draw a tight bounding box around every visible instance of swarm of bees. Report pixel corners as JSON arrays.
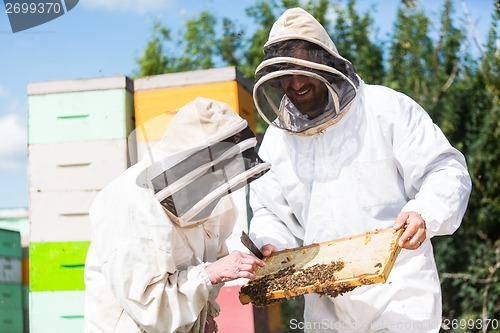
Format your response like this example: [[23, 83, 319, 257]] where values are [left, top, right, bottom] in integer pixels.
[[239, 228, 405, 306], [240, 261, 355, 307]]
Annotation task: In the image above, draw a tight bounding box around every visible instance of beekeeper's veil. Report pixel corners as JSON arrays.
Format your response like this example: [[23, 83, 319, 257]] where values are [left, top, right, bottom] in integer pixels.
[[136, 97, 270, 228], [254, 7, 359, 135]]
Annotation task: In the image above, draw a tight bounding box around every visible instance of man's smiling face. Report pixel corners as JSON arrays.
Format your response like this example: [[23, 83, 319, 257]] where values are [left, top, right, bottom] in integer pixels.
[[279, 47, 329, 119]]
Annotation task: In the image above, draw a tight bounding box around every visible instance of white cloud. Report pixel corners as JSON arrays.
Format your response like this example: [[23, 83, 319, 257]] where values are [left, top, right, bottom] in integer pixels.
[[0, 114, 27, 171], [81, 0, 175, 13]]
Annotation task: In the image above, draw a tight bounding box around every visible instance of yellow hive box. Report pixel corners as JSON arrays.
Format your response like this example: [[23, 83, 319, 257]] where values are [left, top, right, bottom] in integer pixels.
[[133, 67, 255, 159]]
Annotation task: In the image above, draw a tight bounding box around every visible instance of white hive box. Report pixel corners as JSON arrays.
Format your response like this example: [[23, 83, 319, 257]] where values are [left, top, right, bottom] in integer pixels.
[[30, 291, 85, 333], [28, 139, 129, 192], [29, 190, 99, 242]]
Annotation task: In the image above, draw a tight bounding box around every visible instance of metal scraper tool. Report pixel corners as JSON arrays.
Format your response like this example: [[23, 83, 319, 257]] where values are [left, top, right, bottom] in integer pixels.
[[240, 231, 263, 259]]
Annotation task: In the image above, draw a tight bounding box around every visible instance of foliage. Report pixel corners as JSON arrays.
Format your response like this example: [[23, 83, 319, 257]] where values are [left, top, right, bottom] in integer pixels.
[[386, 3, 434, 104], [134, 19, 171, 77], [332, 0, 385, 84], [176, 11, 218, 70], [280, 297, 305, 333], [425, 2, 500, 330], [134, 12, 244, 76], [218, 17, 245, 67]]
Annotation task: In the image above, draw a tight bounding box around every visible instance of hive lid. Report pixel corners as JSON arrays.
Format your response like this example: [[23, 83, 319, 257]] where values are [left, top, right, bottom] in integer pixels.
[[133, 66, 253, 92], [239, 227, 404, 306], [28, 75, 133, 95]]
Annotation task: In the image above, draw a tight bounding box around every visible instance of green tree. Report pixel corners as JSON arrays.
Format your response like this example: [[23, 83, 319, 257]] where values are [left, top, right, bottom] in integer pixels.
[[176, 11, 218, 71], [460, 71, 499, 236], [134, 12, 244, 76], [134, 19, 171, 77], [386, 2, 434, 106], [332, 0, 385, 84], [218, 17, 245, 67], [242, 0, 284, 79], [427, 0, 466, 131], [427, 2, 500, 329]]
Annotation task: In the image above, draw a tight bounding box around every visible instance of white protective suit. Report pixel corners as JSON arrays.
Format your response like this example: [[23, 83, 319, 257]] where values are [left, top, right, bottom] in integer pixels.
[[249, 8, 472, 333], [84, 97, 270, 333]]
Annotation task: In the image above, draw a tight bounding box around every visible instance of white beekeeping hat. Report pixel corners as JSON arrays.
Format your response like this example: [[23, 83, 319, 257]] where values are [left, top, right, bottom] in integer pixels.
[[136, 97, 270, 227], [254, 8, 359, 135]]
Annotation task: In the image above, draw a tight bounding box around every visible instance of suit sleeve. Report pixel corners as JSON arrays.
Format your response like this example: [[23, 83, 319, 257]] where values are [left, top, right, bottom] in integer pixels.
[[392, 92, 472, 237]]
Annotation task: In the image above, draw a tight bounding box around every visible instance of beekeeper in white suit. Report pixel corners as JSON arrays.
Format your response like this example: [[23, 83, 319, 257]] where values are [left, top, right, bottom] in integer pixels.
[[249, 7, 472, 333], [84, 97, 269, 333]]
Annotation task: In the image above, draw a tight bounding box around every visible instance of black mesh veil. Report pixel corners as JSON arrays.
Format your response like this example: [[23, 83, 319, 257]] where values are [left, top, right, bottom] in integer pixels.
[[254, 39, 359, 135]]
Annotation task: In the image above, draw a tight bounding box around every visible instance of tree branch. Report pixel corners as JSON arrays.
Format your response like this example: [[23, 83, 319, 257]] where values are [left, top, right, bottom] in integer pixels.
[[440, 270, 499, 284], [460, 0, 485, 56]]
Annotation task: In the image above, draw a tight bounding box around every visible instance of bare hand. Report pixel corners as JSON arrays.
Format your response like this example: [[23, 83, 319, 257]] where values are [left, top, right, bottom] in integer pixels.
[[394, 211, 427, 250], [205, 250, 265, 284], [260, 244, 278, 257]]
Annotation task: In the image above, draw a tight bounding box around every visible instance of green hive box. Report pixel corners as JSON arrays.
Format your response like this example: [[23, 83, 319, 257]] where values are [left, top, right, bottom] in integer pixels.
[[0, 229, 22, 258], [0, 307, 23, 333], [30, 241, 90, 291], [27, 76, 134, 145], [0, 229, 23, 333], [28, 89, 134, 144], [0, 283, 23, 307]]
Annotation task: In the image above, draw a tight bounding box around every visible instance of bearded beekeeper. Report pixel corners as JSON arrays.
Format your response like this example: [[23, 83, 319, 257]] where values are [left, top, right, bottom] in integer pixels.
[[248, 7, 472, 333], [84, 97, 270, 333]]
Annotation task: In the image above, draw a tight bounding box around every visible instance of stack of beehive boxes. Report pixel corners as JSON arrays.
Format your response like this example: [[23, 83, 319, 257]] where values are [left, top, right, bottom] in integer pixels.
[[0, 229, 23, 333], [27, 76, 134, 332], [25, 67, 282, 332], [0, 209, 29, 332]]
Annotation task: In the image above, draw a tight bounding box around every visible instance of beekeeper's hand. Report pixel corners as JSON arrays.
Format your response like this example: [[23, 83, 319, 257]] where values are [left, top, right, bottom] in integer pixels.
[[260, 244, 278, 257], [394, 211, 427, 250], [205, 250, 265, 284]]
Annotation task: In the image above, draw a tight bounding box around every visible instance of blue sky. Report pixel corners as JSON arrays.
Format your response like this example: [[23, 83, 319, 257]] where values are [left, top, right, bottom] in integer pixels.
[[0, 0, 495, 209]]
